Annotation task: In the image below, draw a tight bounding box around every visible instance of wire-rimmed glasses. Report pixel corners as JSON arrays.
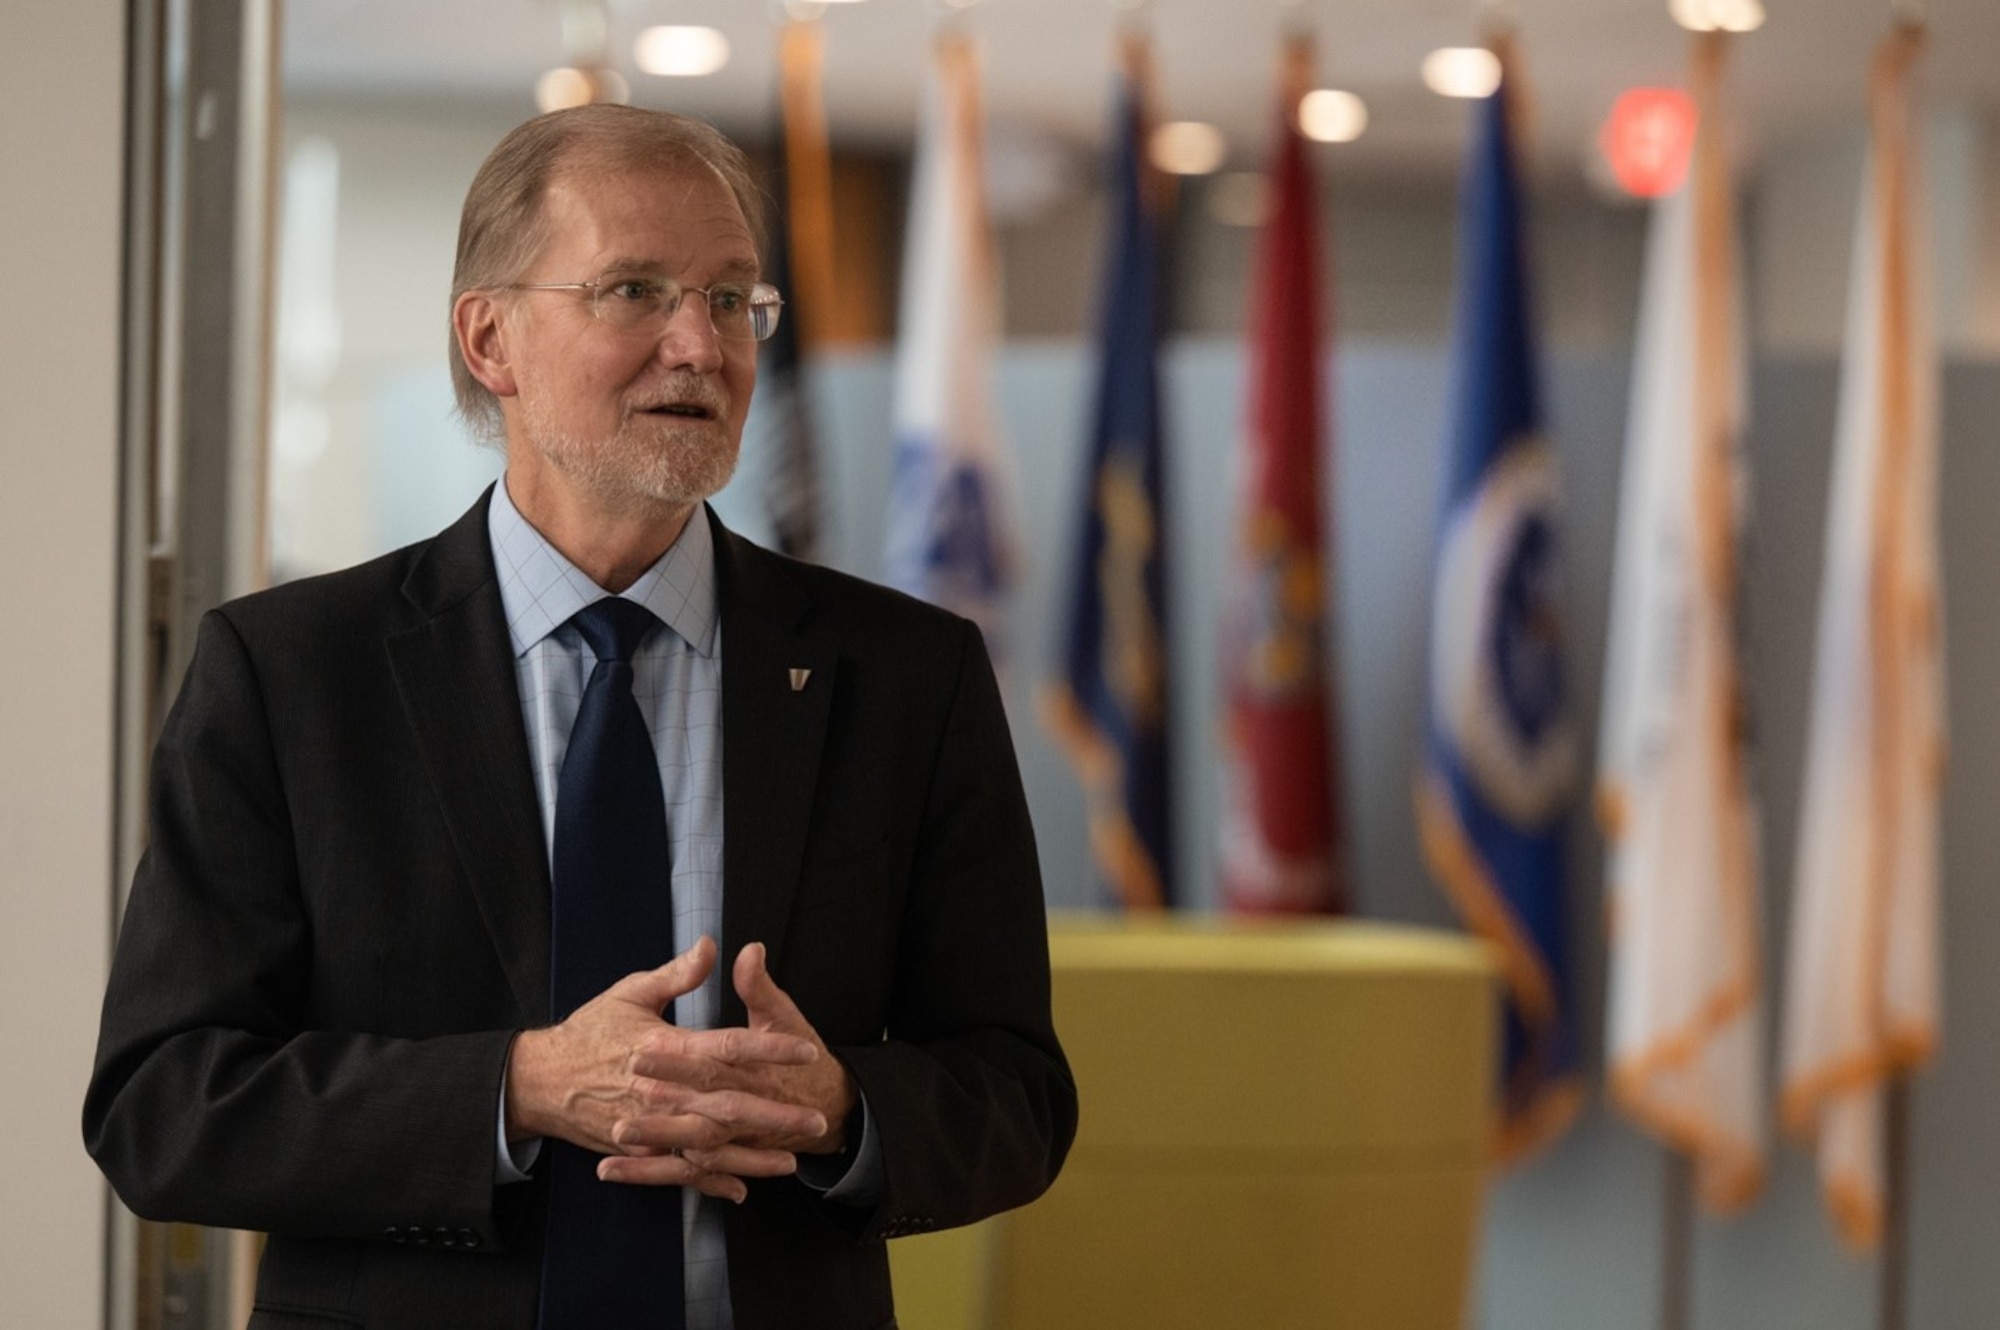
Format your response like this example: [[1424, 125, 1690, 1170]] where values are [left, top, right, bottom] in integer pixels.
[[506, 269, 784, 341]]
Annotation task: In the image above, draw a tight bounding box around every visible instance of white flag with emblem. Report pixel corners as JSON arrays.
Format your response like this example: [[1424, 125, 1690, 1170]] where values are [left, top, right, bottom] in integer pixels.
[[882, 33, 1018, 653], [1598, 32, 1766, 1215]]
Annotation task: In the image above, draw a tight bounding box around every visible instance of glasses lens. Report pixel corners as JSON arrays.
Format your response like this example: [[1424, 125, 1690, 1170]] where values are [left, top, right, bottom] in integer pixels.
[[589, 275, 782, 340], [747, 287, 782, 341], [700, 283, 784, 341], [593, 273, 673, 330]]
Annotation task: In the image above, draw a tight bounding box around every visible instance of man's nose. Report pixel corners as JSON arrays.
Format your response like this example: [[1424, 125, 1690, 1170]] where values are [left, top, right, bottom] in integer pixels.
[[654, 295, 724, 373]]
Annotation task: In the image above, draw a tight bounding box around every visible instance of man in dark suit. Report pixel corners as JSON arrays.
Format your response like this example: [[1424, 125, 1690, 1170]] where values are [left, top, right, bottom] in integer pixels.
[[84, 104, 1075, 1329]]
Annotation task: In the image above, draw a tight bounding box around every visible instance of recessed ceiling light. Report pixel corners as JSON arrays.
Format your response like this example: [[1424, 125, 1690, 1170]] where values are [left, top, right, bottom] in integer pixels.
[[634, 26, 731, 78], [1422, 47, 1502, 100], [1670, 0, 1766, 32], [534, 66, 626, 111], [536, 67, 594, 112], [1150, 121, 1227, 176], [1298, 89, 1368, 144]]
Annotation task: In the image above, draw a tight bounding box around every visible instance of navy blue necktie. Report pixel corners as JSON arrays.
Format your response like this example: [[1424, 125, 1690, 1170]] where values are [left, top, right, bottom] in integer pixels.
[[539, 597, 686, 1330]]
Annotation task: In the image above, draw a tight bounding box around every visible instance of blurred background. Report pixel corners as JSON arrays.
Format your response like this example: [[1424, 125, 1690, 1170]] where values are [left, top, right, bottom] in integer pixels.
[[10, 0, 2000, 1326]]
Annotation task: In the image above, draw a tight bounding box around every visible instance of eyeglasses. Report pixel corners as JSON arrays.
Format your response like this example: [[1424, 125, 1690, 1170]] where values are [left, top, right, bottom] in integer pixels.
[[505, 269, 784, 342]]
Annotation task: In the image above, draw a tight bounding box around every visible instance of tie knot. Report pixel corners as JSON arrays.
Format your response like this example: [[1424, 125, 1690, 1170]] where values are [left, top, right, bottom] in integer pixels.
[[572, 597, 658, 664]]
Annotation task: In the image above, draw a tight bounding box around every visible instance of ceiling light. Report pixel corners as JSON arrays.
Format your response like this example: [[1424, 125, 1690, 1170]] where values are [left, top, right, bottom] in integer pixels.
[[1149, 121, 1227, 176], [1670, 0, 1765, 32], [1297, 89, 1368, 144], [1422, 47, 1502, 100], [534, 65, 626, 111], [536, 67, 594, 112], [634, 26, 731, 77]]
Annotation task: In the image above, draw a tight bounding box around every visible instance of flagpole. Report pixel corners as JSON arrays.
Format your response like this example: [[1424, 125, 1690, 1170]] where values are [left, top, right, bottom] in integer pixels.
[[777, 16, 836, 351], [1660, 1149, 1693, 1330], [1874, 17, 1920, 1321], [1878, 1076, 1911, 1330]]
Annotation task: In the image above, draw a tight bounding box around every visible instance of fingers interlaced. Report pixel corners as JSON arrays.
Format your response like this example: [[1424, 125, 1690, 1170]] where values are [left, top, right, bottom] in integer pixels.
[[597, 1150, 757, 1202], [614, 1087, 825, 1147], [686, 1025, 818, 1066]]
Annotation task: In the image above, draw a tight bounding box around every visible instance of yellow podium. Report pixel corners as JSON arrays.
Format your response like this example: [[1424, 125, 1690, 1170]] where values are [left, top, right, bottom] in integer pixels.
[[890, 913, 1498, 1330]]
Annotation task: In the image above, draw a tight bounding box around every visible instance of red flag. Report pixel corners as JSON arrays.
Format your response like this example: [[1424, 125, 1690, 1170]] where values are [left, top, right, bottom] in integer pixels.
[[1219, 35, 1348, 914]]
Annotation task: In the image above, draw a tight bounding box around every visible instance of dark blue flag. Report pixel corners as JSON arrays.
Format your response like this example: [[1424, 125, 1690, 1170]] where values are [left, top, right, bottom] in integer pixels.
[[1041, 56, 1173, 910], [1417, 80, 1582, 1158]]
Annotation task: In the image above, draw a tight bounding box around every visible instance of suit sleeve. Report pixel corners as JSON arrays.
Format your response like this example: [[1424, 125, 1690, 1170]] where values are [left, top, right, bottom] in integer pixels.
[[830, 618, 1079, 1239], [82, 610, 525, 1249]]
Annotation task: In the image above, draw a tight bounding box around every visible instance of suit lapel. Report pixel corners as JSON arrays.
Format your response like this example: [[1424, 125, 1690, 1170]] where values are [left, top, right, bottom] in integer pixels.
[[713, 515, 835, 1026], [386, 492, 552, 1024]]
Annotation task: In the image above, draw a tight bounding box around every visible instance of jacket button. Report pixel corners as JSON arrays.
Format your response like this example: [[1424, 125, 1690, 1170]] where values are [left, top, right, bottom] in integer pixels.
[[436, 1227, 457, 1248], [383, 1227, 401, 1244], [459, 1229, 481, 1249]]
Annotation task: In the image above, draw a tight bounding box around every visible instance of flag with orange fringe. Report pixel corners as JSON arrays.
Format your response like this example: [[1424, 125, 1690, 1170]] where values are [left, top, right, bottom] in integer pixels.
[[1780, 22, 1943, 1252], [1598, 31, 1766, 1214], [1418, 55, 1582, 1162], [1042, 33, 1175, 910]]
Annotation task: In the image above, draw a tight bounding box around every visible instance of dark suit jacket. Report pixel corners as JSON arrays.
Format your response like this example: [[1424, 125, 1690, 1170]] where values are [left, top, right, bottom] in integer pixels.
[[84, 494, 1077, 1329]]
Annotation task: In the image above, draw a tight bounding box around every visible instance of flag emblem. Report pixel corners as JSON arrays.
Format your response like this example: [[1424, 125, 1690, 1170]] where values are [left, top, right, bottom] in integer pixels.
[[1428, 437, 1574, 827]]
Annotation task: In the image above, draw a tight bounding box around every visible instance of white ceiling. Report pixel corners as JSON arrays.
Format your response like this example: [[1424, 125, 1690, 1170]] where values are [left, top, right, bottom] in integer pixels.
[[283, 0, 2000, 185]]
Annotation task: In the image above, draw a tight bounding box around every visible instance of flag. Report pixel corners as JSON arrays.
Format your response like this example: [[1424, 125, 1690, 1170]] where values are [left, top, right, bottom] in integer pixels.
[[1779, 24, 1942, 1252], [884, 34, 1016, 648], [1040, 34, 1174, 911], [1416, 65, 1582, 1160], [754, 21, 828, 562], [1598, 31, 1765, 1214], [1217, 34, 1346, 915]]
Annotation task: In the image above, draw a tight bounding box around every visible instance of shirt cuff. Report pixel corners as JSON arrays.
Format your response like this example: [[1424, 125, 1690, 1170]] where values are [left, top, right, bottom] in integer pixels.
[[495, 1060, 542, 1184], [794, 1091, 883, 1205]]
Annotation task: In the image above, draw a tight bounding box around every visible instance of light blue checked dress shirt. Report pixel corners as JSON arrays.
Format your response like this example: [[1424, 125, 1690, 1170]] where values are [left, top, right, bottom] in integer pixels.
[[489, 481, 734, 1326], [484, 482, 880, 1328]]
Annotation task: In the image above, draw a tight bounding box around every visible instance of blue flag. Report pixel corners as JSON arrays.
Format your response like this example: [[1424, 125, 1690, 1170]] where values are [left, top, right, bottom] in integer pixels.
[[1417, 82, 1581, 1158], [1040, 58, 1173, 910]]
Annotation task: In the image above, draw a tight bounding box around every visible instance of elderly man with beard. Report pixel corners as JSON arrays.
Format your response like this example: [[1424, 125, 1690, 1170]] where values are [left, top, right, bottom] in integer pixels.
[[85, 105, 1075, 1330]]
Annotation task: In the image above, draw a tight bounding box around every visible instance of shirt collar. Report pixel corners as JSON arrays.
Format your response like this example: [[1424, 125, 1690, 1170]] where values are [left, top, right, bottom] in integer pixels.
[[487, 480, 718, 659]]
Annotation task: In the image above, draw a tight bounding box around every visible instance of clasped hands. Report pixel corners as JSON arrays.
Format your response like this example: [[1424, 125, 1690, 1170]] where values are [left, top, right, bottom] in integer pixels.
[[505, 937, 854, 1203]]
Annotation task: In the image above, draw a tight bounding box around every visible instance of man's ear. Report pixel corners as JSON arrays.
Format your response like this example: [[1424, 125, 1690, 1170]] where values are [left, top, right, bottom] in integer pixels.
[[454, 290, 518, 399]]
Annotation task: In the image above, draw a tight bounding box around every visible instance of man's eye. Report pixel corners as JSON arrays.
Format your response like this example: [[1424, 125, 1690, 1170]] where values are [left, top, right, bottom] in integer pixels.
[[606, 277, 662, 302], [707, 284, 750, 313]]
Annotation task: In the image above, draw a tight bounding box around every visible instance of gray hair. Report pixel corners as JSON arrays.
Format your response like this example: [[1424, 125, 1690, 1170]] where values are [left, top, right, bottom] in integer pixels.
[[448, 104, 765, 441]]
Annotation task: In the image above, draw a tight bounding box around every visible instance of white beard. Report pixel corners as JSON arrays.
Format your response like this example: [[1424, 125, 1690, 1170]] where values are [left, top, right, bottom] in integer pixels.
[[520, 390, 739, 514]]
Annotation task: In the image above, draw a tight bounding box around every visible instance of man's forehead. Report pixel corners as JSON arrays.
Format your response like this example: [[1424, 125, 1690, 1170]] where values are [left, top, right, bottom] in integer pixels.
[[549, 156, 743, 217], [540, 162, 756, 268]]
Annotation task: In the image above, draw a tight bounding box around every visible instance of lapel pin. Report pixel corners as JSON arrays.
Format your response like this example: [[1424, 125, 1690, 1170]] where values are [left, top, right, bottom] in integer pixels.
[[789, 667, 812, 693]]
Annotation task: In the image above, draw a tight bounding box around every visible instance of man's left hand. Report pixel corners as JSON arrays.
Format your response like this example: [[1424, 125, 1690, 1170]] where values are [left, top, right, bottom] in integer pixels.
[[619, 942, 856, 1165]]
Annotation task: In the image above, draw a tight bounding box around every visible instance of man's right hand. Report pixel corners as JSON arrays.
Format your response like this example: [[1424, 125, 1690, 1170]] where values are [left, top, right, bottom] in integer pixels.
[[503, 936, 827, 1202]]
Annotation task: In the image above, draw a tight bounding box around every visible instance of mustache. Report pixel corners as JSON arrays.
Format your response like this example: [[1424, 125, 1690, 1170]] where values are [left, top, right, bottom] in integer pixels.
[[628, 373, 727, 416]]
